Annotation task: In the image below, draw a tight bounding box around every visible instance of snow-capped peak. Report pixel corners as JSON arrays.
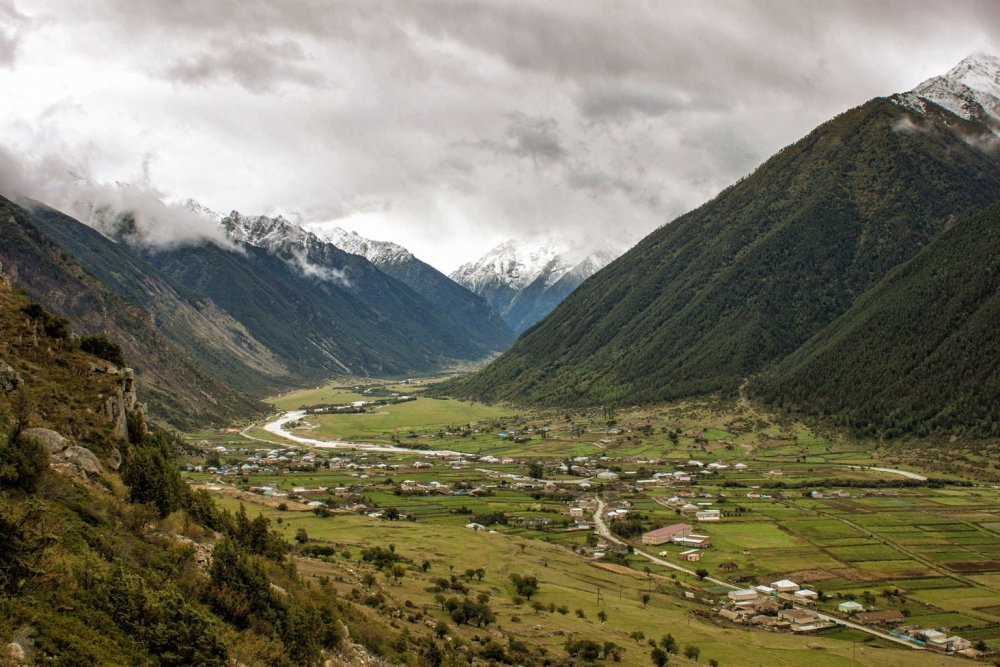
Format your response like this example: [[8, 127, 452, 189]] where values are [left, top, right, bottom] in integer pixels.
[[911, 52, 1000, 122], [184, 199, 222, 225], [305, 225, 414, 266], [450, 237, 617, 294]]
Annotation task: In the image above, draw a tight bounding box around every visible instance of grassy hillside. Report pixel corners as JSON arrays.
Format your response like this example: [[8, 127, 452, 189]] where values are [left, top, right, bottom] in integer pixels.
[[752, 201, 1000, 438], [0, 277, 422, 666], [0, 196, 266, 429], [444, 96, 1000, 407]]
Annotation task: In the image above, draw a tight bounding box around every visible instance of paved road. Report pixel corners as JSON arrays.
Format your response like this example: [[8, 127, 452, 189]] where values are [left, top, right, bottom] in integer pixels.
[[591, 497, 925, 651]]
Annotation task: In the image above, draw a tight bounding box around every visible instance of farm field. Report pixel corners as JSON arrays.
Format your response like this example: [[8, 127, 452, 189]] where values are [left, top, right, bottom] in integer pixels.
[[182, 382, 1000, 664]]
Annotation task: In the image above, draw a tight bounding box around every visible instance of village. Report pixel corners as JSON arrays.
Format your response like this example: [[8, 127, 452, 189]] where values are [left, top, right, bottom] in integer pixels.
[[183, 434, 987, 660]]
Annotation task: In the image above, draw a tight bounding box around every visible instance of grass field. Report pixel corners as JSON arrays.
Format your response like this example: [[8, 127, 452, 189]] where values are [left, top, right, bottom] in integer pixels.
[[301, 397, 512, 442], [181, 385, 1000, 664]]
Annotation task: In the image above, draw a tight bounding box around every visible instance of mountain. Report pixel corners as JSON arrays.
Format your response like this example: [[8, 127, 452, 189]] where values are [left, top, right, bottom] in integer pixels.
[[910, 51, 1000, 122], [751, 201, 1000, 438], [0, 195, 266, 428], [307, 225, 514, 348], [443, 54, 1000, 408], [23, 202, 291, 399], [451, 239, 616, 333], [0, 278, 404, 664], [213, 212, 511, 366]]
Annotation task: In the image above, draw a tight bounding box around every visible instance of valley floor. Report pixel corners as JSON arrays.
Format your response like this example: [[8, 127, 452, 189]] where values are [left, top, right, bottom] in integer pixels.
[[181, 379, 1000, 666]]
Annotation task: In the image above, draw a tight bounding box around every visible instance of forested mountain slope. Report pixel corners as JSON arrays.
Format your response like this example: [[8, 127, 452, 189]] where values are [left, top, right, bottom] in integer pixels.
[[752, 202, 1000, 438], [0, 196, 265, 428], [445, 94, 1000, 406], [313, 226, 514, 348]]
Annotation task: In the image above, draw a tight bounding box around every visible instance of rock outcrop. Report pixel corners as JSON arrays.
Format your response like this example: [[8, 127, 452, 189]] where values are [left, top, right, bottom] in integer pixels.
[[19, 427, 103, 480], [0, 357, 21, 393], [96, 365, 146, 440]]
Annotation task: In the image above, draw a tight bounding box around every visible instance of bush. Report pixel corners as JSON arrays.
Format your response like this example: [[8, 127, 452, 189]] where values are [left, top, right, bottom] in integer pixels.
[[80, 335, 125, 367]]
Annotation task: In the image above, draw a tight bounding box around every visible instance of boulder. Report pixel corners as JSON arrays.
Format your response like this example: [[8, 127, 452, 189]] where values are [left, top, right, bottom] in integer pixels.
[[19, 427, 71, 454], [62, 445, 103, 478], [0, 358, 21, 393], [19, 428, 103, 480], [6, 641, 25, 661]]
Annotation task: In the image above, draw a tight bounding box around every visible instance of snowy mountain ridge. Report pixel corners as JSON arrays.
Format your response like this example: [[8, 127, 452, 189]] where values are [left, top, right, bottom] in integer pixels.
[[911, 52, 1000, 122], [451, 237, 620, 333], [450, 237, 608, 295], [306, 226, 414, 266]]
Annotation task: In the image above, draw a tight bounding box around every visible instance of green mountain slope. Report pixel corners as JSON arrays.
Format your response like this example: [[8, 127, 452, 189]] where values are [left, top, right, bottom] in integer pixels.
[[371, 254, 515, 350], [0, 279, 409, 665], [445, 96, 1000, 406], [318, 226, 515, 350], [25, 203, 294, 398], [751, 202, 1000, 438], [139, 237, 487, 381], [0, 196, 266, 428]]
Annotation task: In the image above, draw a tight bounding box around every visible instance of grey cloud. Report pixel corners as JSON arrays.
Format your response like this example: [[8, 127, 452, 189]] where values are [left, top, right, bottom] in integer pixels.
[[0, 144, 234, 250], [164, 37, 325, 92], [0, 0, 28, 66], [0, 29, 17, 66], [577, 85, 732, 121], [7, 0, 1000, 272], [504, 113, 567, 164], [474, 113, 568, 165]]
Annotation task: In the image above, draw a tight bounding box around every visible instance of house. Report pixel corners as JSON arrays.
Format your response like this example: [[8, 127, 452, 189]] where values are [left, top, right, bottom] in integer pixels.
[[838, 600, 864, 614], [779, 608, 817, 625], [569, 507, 584, 517], [793, 589, 819, 602], [727, 589, 758, 603], [465, 522, 486, 531], [718, 562, 739, 572], [641, 523, 693, 545], [678, 549, 702, 561], [854, 610, 905, 625], [770, 579, 800, 593], [696, 509, 721, 522], [672, 534, 713, 548], [754, 585, 775, 596]]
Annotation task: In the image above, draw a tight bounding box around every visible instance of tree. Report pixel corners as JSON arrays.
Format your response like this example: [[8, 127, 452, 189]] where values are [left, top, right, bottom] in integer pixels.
[[660, 634, 677, 654], [603, 641, 623, 662], [651, 647, 669, 667], [434, 621, 449, 639], [509, 573, 539, 599], [294, 528, 309, 544], [629, 630, 645, 643], [684, 645, 700, 660], [641, 593, 651, 608], [79, 334, 125, 366], [598, 610, 608, 623], [695, 568, 709, 580], [121, 433, 188, 518], [527, 461, 544, 479]]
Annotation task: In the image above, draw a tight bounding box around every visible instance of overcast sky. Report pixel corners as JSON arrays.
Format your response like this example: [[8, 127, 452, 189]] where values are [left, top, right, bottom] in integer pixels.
[[1, 1, 999, 272]]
